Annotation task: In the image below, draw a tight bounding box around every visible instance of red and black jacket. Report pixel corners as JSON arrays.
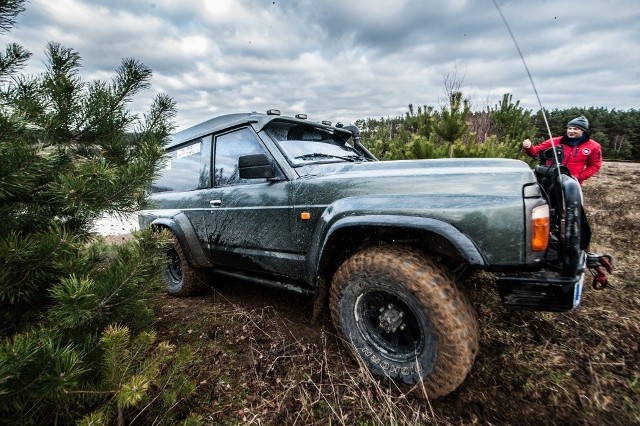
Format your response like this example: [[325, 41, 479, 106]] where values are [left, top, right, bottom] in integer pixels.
[[525, 136, 602, 185]]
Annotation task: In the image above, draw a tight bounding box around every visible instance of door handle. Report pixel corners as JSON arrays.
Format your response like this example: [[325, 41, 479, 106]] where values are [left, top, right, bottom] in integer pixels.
[[209, 199, 222, 207]]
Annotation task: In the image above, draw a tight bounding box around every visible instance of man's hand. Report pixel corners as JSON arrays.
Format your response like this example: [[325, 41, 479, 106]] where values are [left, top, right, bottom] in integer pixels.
[[522, 139, 532, 149]]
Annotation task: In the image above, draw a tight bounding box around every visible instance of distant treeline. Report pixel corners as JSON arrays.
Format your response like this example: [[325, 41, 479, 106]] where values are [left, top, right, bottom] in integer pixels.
[[355, 93, 639, 162]]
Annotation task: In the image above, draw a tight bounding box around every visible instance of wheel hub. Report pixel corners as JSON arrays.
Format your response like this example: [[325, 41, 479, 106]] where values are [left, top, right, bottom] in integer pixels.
[[355, 290, 424, 360], [377, 303, 406, 333]]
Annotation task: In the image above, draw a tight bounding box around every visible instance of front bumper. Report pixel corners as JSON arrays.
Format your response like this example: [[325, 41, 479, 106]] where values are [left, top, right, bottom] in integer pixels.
[[495, 270, 584, 312]]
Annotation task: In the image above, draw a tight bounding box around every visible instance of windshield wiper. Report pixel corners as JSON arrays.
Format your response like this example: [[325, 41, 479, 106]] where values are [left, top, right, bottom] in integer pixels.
[[294, 153, 362, 162]]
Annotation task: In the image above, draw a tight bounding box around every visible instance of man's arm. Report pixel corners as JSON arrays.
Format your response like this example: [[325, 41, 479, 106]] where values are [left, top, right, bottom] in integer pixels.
[[523, 138, 553, 157]]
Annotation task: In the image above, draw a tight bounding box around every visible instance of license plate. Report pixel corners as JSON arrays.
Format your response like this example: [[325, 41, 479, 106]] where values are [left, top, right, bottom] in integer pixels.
[[573, 273, 585, 309]]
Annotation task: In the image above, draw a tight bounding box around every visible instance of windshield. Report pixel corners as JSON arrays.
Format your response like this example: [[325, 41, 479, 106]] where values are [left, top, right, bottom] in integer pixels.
[[264, 121, 366, 166]]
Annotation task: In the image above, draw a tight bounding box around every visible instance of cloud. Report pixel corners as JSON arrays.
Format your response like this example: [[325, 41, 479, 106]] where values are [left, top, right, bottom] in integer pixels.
[[6, 0, 640, 130]]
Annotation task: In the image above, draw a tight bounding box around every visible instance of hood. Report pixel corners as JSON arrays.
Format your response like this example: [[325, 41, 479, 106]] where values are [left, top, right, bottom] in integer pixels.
[[294, 157, 536, 197]]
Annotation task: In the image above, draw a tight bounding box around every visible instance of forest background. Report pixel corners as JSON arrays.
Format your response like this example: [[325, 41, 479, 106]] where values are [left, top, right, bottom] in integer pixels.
[[355, 89, 639, 163]]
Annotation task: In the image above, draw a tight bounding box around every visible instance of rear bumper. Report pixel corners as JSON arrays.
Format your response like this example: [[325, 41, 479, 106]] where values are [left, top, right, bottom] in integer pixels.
[[495, 270, 584, 312]]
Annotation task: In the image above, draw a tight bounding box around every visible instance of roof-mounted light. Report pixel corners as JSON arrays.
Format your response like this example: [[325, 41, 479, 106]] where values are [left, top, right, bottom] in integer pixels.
[[321, 120, 332, 126], [267, 109, 281, 116], [295, 114, 308, 120], [336, 122, 344, 128]]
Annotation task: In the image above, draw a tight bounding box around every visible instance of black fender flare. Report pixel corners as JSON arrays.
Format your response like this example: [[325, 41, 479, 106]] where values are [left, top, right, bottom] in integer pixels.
[[306, 214, 487, 285], [149, 213, 213, 268]]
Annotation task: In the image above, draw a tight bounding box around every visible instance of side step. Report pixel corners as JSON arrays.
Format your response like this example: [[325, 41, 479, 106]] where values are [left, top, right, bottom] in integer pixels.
[[212, 269, 316, 297]]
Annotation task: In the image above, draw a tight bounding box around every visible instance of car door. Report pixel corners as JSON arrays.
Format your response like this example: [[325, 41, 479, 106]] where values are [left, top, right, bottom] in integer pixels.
[[202, 127, 303, 279]]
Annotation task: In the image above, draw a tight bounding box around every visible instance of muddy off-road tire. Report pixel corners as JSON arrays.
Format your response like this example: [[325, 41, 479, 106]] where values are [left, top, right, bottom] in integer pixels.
[[163, 231, 207, 296], [329, 245, 479, 398], [558, 176, 583, 277]]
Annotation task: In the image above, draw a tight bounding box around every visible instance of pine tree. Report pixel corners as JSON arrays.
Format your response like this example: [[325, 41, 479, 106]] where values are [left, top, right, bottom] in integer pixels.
[[488, 93, 536, 142], [0, 2, 189, 423], [433, 91, 469, 144]]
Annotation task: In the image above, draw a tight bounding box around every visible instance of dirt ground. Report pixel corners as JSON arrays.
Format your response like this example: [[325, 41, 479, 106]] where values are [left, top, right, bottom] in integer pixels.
[[138, 161, 640, 425]]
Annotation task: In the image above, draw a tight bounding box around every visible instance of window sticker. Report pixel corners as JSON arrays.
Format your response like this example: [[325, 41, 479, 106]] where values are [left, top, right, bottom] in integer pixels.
[[176, 142, 201, 159]]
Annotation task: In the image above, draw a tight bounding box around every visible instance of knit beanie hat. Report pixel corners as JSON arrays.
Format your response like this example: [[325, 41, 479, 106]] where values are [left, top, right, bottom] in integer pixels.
[[567, 115, 589, 131]]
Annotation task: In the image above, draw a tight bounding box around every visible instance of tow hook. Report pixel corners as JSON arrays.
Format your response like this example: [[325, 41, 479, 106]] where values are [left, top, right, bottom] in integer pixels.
[[378, 304, 405, 333], [587, 253, 614, 290]]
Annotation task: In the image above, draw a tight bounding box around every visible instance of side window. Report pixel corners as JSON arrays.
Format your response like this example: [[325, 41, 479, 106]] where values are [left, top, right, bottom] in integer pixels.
[[152, 136, 212, 192], [214, 128, 269, 187]]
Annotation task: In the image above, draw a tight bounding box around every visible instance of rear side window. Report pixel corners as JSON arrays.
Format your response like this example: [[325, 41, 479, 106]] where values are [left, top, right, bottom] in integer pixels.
[[152, 136, 212, 192]]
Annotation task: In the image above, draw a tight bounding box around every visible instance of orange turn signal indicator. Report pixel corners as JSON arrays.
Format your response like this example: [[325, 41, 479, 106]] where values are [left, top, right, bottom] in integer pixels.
[[531, 205, 550, 251], [300, 212, 311, 220]]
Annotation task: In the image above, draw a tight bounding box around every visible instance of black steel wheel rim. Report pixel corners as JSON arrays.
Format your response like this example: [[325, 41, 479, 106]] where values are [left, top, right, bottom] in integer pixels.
[[355, 290, 424, 362], [167, 248, 183, 283]]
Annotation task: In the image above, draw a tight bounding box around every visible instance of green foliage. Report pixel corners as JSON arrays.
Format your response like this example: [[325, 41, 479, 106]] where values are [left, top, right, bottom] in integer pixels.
[[362, 93, 532, 161], [76, 324, 195, 425], [405, 134, 450, 159], [46, 233, 168, 336], [360, 94, 638, 162], [433, 91, 469, 143], [405, 103, 434, 138], [0, 231, 183, 423], [0, 42, 176, 234], [0, 1, 26, 34], [449, 135, 522, 159], [488, 93, 536, 143], [0, 3, 194, 424]]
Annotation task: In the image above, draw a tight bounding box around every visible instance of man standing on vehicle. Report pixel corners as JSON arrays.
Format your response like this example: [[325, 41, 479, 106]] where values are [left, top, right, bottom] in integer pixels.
[[522, 115, 603, 185]]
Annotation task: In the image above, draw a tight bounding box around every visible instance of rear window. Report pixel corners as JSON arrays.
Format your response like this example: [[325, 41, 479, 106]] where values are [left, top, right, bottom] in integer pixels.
[[152, 136, 212, 192]]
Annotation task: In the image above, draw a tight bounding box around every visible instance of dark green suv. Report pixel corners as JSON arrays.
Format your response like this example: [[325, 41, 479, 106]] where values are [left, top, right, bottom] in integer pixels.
[[139, 110, 611, 398]]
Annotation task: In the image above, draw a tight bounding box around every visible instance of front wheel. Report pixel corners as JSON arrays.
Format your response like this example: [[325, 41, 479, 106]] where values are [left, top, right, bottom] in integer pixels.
[[329, 246, 478, 398]]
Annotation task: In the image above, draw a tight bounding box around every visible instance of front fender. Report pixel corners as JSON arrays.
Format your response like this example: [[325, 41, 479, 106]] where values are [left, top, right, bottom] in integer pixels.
[[306, 213, 486, 284]]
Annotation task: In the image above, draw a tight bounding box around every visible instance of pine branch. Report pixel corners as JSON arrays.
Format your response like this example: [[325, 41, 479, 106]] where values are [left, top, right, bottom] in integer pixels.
[[0, 0, 26, 33], [0, 43, 31, 81], [71, 58, 152, 142]]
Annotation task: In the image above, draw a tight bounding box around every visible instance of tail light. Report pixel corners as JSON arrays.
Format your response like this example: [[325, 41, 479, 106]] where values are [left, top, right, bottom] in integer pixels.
[[531, 205, 550, 251]]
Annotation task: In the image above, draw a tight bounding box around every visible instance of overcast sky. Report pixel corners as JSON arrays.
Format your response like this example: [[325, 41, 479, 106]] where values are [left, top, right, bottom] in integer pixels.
[[5, 0, 640, 131]]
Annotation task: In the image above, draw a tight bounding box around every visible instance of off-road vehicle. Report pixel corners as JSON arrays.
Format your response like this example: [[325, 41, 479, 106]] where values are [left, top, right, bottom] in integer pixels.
[[138, 110, 612, 397]]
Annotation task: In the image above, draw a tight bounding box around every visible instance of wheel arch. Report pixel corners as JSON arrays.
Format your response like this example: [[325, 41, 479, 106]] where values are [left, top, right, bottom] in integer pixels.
[[148, 213, 213, 268], [308, 215, 487, 286]]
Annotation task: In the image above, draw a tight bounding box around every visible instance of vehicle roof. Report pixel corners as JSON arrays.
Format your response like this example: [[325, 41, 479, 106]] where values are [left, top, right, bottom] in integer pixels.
[[167, 111, 349, 149]]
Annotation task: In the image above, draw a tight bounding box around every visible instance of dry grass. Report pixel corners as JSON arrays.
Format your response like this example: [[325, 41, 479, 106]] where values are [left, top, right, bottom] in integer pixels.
[[153, 161, 640, 425]]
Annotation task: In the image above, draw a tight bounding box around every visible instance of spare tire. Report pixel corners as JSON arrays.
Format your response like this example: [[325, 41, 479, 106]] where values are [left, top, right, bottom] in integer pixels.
[[558, 175, 583, 277]]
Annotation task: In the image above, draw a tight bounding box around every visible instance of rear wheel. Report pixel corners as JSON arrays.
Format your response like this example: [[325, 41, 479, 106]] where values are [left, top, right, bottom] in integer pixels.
[[163, 231, 207, 296], [329, 245, 478, 398]]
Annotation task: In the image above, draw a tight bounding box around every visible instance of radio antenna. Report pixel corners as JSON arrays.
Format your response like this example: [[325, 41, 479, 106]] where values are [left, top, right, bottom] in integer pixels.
[[491, 0, 561, 167]]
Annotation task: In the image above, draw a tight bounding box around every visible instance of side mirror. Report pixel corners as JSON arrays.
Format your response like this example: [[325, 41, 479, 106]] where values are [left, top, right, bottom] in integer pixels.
[[239, 154, 275, 179]]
